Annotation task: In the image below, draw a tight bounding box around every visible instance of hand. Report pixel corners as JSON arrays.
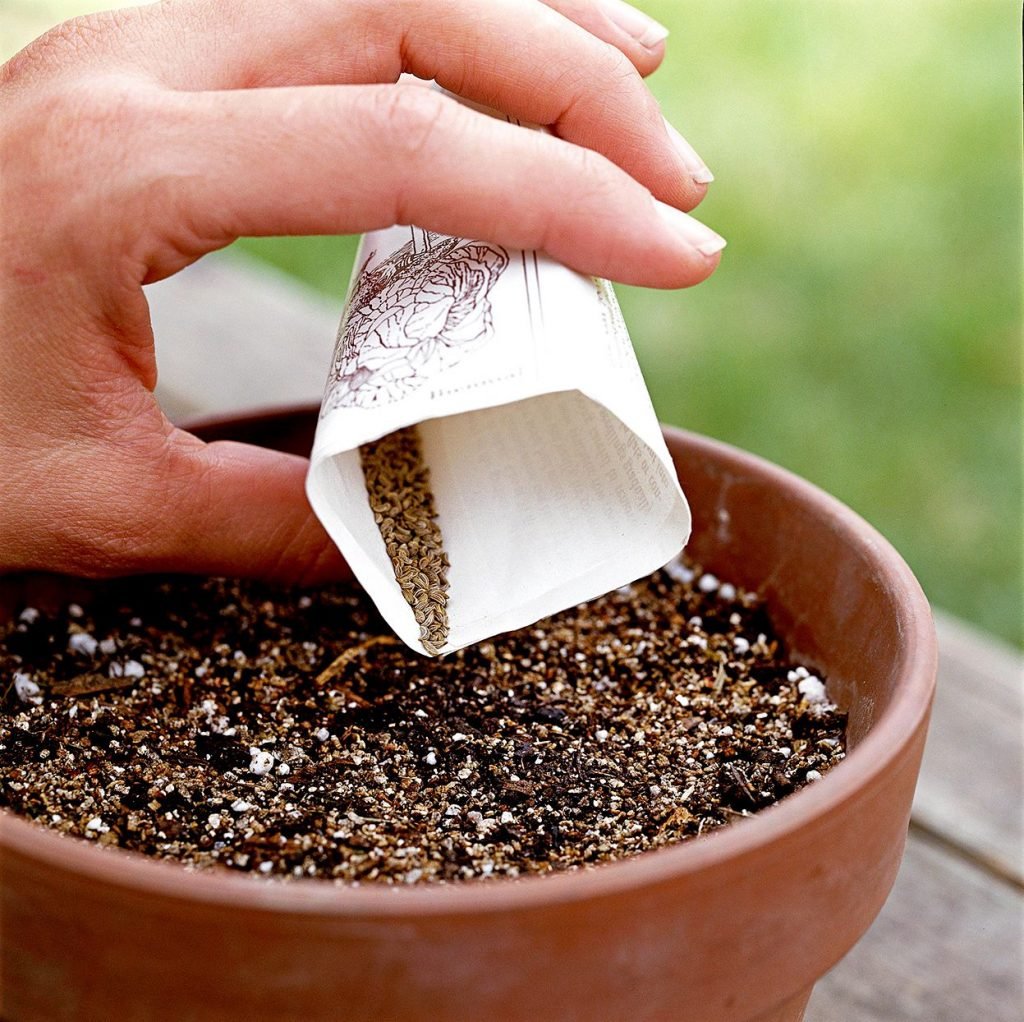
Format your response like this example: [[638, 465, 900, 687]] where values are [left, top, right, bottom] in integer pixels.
[[0, 0, 723, 584]]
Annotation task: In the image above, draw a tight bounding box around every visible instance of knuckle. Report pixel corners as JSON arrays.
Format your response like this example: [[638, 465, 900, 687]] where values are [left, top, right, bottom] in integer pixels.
[[373, 85, 450, 163], [552, 44, 650, 131], [3, 67, 186, 270], [2, 11, 128, 85], [65, 74, 161, 144], [5, 73, 157, 177], [45, 11, 121, 56], [569, 144, 621, 204], [534, 141, 629, 255], [601, 43, 643, 91], [594, 42, 660, 120], [50, 418, 184, 577], [3, 81, 136, 267]]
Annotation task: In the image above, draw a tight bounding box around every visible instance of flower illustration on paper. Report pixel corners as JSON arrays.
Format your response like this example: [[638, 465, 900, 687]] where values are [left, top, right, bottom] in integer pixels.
[[324, 230, 509, 410]]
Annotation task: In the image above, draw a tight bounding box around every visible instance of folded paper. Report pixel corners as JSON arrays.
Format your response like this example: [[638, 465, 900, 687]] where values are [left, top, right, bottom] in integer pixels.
[[306, 220, 690, 655]]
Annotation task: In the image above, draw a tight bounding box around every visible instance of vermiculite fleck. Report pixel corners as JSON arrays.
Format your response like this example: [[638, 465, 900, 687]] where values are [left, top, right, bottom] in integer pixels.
[[359, 426, 450, 655]]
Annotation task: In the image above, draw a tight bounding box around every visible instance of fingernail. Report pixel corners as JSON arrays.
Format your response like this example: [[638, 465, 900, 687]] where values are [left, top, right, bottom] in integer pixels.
[[664, 117, 714, 185], [603, 0, 670, 48], [655, 200, 727, 257]]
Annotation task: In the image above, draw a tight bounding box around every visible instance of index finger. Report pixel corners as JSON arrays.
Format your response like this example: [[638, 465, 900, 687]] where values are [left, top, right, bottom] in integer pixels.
[[108, 0, 712, 209]]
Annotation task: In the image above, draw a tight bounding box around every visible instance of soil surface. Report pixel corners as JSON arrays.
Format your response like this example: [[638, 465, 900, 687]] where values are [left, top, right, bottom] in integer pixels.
[[0, 560, 846, 884]]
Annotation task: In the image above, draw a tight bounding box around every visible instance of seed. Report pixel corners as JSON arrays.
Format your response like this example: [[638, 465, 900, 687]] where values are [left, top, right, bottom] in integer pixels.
[[359, 426, 450, 655]]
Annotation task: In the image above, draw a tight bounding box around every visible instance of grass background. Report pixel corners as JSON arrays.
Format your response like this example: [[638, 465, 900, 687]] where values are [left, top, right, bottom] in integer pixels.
[[5, 1, 1022, 646]]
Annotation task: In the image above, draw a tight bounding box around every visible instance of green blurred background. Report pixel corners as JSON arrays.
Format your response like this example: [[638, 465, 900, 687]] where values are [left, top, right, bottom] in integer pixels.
[[4, 1, 1022, 646]]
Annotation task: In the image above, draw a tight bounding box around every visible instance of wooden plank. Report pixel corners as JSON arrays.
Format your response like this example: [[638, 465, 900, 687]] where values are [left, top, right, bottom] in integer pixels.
[[807, 830, 1024, 1021], [145, 249, 340, 423], [915, 612, 1023, 885]]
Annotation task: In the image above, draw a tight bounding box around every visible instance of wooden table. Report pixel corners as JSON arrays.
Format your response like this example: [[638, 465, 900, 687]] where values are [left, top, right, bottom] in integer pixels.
[[147, 251, 1023, 1022]]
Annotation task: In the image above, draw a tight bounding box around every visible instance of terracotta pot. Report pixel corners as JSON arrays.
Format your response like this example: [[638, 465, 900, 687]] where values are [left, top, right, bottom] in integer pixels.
[[0, 406, 936, 1022]]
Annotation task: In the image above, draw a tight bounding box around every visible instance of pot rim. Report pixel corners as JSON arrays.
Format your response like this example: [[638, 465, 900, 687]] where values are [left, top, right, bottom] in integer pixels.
[[0, 408, 937, 917]]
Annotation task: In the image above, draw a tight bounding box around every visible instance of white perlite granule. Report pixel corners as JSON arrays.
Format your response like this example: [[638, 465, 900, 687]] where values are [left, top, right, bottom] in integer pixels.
[[249, 749, 275, 776], [13, 672, 42, 705]]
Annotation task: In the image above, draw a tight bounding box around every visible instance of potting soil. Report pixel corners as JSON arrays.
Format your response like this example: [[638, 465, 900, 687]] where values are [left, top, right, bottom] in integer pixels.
[[0, 559, 847, 883]]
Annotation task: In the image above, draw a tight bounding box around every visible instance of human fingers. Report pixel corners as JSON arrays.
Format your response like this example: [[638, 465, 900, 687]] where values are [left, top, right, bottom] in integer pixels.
[[73, 0, 709, 207], [0, 414, 345, 584], [539, 0, 670, 77], [149, 83, 724, 290], [0, 356, 344, 582], [136, 437, 348, 584]]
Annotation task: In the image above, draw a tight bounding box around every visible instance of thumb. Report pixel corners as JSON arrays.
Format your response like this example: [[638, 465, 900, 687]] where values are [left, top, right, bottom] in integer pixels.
[[148, 436, 348, 585]]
